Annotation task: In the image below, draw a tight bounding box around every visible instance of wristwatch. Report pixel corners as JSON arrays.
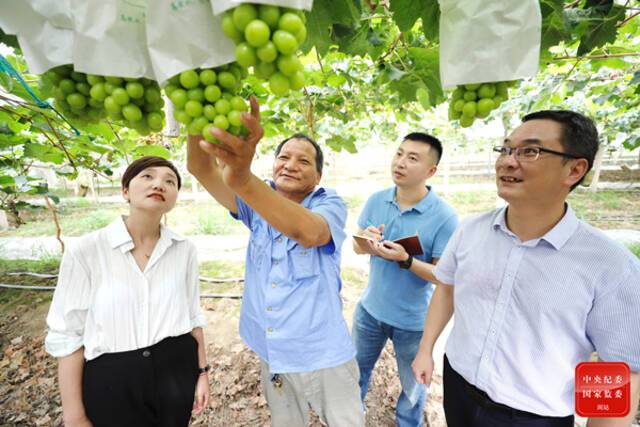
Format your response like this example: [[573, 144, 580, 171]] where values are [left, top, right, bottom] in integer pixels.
[[398, 254, 413, 269], [198, 364, 210, 375]]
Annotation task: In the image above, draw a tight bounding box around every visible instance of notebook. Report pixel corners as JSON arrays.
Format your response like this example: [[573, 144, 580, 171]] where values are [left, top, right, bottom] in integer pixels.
[[352, 233, 423, 256]]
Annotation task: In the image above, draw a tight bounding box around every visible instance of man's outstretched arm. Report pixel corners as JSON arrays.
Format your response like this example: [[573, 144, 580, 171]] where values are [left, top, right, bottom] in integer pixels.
[[198, 97, 331, 248]]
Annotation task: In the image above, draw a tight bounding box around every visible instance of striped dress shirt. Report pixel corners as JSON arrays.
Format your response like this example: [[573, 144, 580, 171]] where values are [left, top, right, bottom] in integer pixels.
[[433, 205, 640, 416]]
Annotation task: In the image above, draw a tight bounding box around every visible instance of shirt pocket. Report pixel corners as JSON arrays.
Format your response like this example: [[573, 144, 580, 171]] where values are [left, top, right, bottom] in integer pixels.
[[287, 241, 319, 280], [249, 223, 269, 267]]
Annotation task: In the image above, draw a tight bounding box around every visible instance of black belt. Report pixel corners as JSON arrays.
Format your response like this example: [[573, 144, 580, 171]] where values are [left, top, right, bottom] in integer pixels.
[[445, 355, 573, 422], [463, 381, 543, 419]]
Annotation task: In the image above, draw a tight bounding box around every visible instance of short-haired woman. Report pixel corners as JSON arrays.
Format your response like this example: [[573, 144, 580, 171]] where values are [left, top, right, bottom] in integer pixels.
[[45, 156, 209, 427]]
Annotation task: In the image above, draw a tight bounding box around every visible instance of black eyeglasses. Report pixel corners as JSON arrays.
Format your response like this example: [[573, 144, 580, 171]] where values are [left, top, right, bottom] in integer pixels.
[[493, 146, 582, 162]]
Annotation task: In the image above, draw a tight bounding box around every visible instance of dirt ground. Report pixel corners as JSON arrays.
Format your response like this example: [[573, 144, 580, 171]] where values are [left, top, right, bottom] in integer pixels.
[[0, 279, 448, 427], [1, 279, 638, 426]]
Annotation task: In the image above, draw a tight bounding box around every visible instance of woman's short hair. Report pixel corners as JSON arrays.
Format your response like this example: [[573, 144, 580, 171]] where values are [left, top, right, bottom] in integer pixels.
[[121, 156, 182, 190]]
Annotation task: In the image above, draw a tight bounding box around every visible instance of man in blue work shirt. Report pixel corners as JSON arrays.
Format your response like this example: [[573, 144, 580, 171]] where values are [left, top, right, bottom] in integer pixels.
[[186, 96, 364, 427], [352, 132, 458, 426]]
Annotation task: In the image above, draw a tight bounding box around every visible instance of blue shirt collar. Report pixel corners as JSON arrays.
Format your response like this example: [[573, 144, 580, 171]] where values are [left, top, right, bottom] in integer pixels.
[[302, 186, 326, 208], [492, 204, 579, 250], [384, 186, 435, 213], [266, 180, 326, 238], [267, 179, 325, 209]]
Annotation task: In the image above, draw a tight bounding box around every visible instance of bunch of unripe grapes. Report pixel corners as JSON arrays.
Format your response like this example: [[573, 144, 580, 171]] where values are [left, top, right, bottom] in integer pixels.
[[448, 81, 516, 128], [221, 3, 306, 96], [43, 65, 165, 135], [164, 64, 248, 144]]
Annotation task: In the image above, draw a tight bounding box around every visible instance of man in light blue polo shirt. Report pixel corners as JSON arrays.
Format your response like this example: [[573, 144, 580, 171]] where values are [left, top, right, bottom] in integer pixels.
[[412, 110, 640, 427], [352, 132, 458, 426], [187, 97, 363, 427]]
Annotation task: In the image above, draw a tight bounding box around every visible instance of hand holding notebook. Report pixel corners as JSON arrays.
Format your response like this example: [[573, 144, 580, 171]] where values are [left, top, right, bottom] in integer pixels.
[[352, 233, 424, 256]]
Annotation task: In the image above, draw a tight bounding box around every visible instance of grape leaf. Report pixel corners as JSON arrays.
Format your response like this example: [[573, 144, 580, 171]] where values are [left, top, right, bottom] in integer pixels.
[[24, 143, 65, 164], [389, 0, 419, 32], [334, 24, 370, 57], [303, 3, 333, 55], [133, 144, 171, 158], [577, 4, 625, 56], [303, 0, 361, 55], [420, 0, 439, 42], [540, 0, 570, 57], [326, 134, 357, 153]]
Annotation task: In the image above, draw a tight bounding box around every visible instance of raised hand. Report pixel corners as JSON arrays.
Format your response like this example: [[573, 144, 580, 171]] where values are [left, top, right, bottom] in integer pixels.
[[198, 95, 264, 190], [361, 224, 384, 241]]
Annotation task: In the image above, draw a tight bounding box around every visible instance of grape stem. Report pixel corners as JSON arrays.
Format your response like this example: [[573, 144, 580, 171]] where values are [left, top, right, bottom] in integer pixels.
[[364, 0, 377, 12], [553, 52, 640, 61], [378, 33, 404, 63], [315, 50, 325, 74], [617, 10, 640, 27], [44, 194, 65, 253], [0, 98, 77, 169], [302, 87, 315, 136]]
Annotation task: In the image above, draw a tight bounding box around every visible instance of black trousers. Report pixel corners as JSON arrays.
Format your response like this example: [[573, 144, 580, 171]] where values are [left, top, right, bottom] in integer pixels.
[[82, 334, 199, 427], [443, 355, 575, 427]]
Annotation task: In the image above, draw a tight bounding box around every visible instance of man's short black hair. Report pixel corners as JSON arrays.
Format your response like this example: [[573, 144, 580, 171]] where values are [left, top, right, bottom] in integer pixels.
[[522, 110, 599, 190], [274, 133, 324, 175], [403, 132, 443, 165]]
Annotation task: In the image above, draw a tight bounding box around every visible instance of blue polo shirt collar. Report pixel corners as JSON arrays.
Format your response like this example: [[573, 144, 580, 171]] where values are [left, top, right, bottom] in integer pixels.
[[384, 186, 434, 214]]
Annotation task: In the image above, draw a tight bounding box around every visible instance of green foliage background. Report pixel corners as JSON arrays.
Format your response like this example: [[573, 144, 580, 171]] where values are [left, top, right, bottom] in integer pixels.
[[1, 0, 639, 222]]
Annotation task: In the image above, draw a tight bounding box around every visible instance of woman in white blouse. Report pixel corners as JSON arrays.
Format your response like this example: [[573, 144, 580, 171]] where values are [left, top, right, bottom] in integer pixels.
[[45, 156, 210, 427]]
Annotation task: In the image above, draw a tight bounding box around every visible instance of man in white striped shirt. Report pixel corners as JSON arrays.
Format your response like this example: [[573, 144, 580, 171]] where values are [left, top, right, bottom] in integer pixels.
[[412, 110, 640, 427]]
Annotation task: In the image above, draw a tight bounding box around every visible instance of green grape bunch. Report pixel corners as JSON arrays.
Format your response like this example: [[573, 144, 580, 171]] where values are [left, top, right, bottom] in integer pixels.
[[42, 65, 166, 135], [221, 3, 307, 96], [42, 65, 104, 126], [447, 81, 517, 128], [165, 63, 249, 144]]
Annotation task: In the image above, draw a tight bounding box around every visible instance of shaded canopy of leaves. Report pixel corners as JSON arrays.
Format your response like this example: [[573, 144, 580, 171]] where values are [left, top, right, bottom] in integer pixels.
[[1, 0, 638, 214]]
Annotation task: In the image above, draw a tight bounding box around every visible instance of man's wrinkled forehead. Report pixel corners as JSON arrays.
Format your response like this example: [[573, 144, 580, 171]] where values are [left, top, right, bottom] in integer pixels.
[[278, 138, 317, 161]]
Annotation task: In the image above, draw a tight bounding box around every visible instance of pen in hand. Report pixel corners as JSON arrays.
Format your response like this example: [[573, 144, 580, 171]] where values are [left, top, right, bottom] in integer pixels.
[[364, 222, 384, 241]]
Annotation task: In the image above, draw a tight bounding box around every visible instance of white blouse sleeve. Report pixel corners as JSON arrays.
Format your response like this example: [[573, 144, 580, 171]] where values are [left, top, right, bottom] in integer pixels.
[[45, 246, 92, 357], [187, 244, 207, 329]]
